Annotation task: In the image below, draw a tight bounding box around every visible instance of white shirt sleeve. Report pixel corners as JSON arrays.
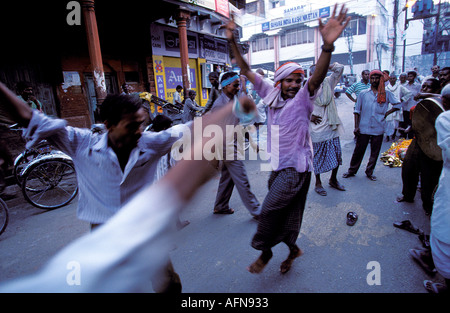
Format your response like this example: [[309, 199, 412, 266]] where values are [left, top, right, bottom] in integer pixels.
[[0, 182, 183, 292]]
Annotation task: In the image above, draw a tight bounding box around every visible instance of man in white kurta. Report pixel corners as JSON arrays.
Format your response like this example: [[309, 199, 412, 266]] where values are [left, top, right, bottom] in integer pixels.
[[385, 73, 412, 141], [309, 62, 346, 196]]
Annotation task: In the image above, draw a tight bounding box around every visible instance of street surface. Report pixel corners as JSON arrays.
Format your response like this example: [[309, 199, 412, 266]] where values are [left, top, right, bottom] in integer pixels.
[[0, 95, 441, 293]]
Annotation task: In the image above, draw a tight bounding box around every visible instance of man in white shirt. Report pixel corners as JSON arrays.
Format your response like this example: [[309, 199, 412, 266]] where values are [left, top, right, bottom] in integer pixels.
[[173, 85, 183, 106], [0, 82, 188, 293], [385, 73, 412, 141], [0, 95, 250, 293], [423, 65, 440, 83], [309, 62, 346, 196], [400, 71, 422, 138]]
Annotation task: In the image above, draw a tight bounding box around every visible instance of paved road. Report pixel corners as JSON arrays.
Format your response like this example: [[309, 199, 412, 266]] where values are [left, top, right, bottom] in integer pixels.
[[0, 95, 442, 293]]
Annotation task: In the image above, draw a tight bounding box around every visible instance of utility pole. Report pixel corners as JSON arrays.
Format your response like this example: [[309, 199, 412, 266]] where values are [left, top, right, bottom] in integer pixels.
[[345, 28, 354, 75], [392, 0, 399, 71], [402, 3, 410, 72], [433, 0, 442, 65]]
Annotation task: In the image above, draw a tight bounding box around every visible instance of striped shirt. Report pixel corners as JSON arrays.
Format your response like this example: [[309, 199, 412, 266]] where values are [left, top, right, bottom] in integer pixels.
[[23, 110, 188, 224], [345, 81, 371, 98]]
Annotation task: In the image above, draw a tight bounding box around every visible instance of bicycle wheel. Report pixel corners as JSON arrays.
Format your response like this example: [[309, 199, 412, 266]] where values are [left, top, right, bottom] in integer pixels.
[[22, 159, 78, 210], [0, 198, 9, 236], [14, 143, 54, 187]]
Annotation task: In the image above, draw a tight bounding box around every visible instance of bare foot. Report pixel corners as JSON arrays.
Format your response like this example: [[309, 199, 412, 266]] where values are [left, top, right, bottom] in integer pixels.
[[247, 250, 272, 274], [280, 246, 303, 274], [247, 258, 267, 274]]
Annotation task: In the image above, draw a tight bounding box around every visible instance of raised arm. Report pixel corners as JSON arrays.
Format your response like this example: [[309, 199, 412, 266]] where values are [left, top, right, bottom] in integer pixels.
[[225, 21, 256, 85], [308, 4, 350, 95], [0, 81, 33, 126]]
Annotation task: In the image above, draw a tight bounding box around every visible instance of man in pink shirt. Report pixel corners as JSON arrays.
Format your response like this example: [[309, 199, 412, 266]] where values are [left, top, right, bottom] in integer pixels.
[[226, 4, 350, 274]]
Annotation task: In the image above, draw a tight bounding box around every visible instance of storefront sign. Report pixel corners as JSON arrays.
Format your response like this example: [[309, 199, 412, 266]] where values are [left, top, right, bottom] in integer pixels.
[[262, 6, 330, 32], [180, 0, 216, 11], [164, 30, 198, 54], [215, 0, 229, 18], [165, 67, 197, 89], [199, 35, 228, 64], [151, 24, 200, 58]]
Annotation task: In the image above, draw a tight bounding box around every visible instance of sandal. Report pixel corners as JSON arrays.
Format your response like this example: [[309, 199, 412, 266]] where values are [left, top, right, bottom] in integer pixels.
[[423, 280, 447, 293], [314, 186, 327, 196], [342, 172, 355, 178], [213, 208, 234, 214], [329, 180, 346, 191], [393, 220, 421, 234], [366, 174, 377, 181], [346, 212, 358, 226]]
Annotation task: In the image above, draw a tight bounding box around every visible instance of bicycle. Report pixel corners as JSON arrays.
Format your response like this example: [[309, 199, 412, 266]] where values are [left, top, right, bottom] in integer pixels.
[[0, 197, 9, 236], [9, 124, 78, 209], [13, 139, 55, 188], [20, 152, 78, 210], [9, 124, 56, 188]]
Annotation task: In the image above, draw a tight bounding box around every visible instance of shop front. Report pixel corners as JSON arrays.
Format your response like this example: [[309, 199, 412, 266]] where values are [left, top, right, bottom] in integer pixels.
[[150, 22, 230, 107]]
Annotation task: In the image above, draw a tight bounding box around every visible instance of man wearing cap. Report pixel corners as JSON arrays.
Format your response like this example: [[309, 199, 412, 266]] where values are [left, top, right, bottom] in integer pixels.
[[210, 71, 261, 217], [342, 70, 401, 181], [226, 4, 350, 274]]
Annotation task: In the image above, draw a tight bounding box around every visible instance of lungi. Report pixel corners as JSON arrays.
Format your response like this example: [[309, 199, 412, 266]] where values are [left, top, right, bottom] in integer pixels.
[[251, 168, 311, 251], [312, 137, 342, 175]]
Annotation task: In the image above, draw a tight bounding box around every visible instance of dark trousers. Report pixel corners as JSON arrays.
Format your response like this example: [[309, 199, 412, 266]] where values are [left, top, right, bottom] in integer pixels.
[[401, 139, 443, 214], [214, 160, 260, 216], [400, 110, 414, 139], [347, 134, 384, 176]]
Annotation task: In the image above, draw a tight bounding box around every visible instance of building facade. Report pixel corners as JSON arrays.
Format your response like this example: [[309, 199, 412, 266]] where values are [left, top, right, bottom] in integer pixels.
[[0, 0, 245, 166], [242, 0, 449, 78]]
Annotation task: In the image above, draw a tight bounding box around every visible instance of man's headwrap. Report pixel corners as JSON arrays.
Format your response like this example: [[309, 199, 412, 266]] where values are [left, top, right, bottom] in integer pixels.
[[369, 70, 389, 104], [220, 74, 240, 88], [263, 62, 305, 109]]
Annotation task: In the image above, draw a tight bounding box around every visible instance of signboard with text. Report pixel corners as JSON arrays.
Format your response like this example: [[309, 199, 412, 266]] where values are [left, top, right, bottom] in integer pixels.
[[199, 35, 228, 64], [262, 6, 330, 32], [165, 67, 197, 90], [151, 24, 200, 58], [180, 0, 216, 11], [215, 0, 229, 18]]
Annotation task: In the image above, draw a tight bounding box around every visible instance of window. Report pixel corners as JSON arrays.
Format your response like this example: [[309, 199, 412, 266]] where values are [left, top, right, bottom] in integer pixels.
[[340, 17, 366, 37], [280, 28, 314, 47], [271, 0, 285, 9], [124, 71, 139, 83], [246, 2, 257, 14], [358, 18, 366, 35], [251, 36, 274, 52]]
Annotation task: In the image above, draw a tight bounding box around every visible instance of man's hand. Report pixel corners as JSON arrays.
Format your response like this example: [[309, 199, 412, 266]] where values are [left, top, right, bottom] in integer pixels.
[[239, 95, 256, 114], [310, 114, 322, 125], [224, 19, 256, 85], [224, 20, 237, 42], [353, 127, 360, 137], [319, 3, 350, 47]]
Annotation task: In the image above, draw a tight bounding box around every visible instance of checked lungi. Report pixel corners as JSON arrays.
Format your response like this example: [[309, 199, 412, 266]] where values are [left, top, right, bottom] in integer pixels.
[[312, 137, 342, 174], [251, 168, 311, 251]]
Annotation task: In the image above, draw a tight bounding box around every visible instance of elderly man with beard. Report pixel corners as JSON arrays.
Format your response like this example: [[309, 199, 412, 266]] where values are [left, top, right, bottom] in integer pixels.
[[226, 4, 350, 274], [342, 70, 401, 181]]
